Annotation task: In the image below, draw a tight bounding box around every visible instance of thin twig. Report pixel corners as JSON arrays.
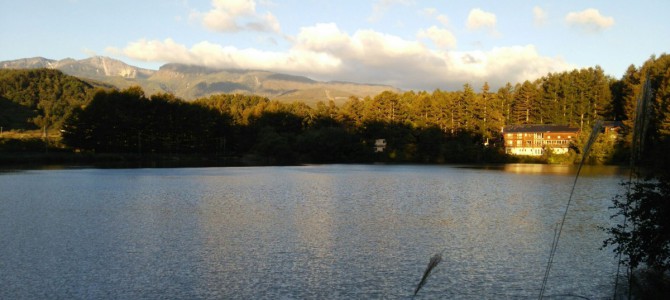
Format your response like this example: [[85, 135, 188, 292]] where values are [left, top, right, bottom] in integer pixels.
[[539, 120, 603, 299]]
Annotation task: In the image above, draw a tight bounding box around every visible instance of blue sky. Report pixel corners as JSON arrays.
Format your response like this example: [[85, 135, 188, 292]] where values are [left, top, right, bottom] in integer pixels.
[[1, 0, 668, 91]]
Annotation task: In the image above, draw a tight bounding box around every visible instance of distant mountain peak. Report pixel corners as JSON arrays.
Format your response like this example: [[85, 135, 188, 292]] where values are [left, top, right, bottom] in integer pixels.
[[0, 56, 155, 79], [0, 56, 399, 104], [0, 57, 57, 69]]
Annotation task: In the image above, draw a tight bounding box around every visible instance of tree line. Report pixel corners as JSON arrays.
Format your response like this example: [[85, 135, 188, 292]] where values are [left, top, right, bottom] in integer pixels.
[[1, 53, 669, 164], [58, 88, 503, 164]]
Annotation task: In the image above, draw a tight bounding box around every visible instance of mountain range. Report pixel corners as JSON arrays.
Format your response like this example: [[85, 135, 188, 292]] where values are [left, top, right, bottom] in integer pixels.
[[0, 56, 398, 105]]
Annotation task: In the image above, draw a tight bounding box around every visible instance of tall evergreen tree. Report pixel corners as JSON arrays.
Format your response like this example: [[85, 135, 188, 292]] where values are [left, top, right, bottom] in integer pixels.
[[539, 74, 562, 124], [337, 96, 365, 128], [460, 83, 476, 131], [496, 83, 514, 125], [512, 81, 538, 124]]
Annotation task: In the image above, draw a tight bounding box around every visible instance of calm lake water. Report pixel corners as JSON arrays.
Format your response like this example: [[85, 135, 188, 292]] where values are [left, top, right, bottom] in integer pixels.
[[0, 164, 627, 299]]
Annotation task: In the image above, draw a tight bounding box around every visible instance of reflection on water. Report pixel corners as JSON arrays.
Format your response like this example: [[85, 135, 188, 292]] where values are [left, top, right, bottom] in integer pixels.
[[0, 165, 625, 299], [466, 163, 629, 176]]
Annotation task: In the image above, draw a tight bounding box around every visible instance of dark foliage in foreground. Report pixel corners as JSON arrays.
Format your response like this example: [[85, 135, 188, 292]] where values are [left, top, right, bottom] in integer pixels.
[[603, 54, 670, 297]]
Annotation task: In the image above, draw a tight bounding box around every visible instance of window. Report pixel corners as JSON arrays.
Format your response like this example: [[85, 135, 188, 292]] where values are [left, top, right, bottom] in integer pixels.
[[558, 135, 561, 139], [508, 141, 513, 145], [507, 133, 512, 137]]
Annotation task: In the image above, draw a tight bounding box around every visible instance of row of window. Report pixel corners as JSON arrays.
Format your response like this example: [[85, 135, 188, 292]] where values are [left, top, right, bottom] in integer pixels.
[[507, 148, 544, 155], [507, 140, 570, 146], [506, 133, 573, 139]]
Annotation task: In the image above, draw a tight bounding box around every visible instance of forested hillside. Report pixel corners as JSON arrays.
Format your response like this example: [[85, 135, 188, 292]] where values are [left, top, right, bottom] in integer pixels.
[[1, 53, 669, 164], [0, 69, 96, 131]]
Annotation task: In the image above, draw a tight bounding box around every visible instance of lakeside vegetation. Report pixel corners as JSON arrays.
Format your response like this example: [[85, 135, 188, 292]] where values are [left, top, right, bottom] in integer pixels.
[[0, 53, 668, 166]]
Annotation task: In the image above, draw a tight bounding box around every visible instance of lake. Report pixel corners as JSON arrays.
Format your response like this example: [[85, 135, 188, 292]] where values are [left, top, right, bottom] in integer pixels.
[[0, 164, 627, 299]]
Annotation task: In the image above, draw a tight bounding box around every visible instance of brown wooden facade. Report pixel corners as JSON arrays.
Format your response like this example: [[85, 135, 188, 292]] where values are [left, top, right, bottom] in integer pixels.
[[503, 124, 580, 156]]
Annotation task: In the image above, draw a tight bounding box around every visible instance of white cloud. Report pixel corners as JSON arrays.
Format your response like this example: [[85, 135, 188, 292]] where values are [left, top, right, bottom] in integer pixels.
[[295, 23, 352, 53], [565, 8, 614, 33], [420, 8, 449, 27], [116, 38, 340, 74], [436, 14, 450, 27], [368, 0, 414, 22], [418, 26, 457, 49], [421, 8, 436, 17], [264, 12, 281, 32], [533, 6, 547, 27], [115, 24, 573, 91], [198, 0, 281, 33], [467, 8, 496, 31]]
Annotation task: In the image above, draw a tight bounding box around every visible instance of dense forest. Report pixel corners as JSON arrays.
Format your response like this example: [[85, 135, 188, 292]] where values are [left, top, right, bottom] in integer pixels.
[[1, 54, 669, 165]]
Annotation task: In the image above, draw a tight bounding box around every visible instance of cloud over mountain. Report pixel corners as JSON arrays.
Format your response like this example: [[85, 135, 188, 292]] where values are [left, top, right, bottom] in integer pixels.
[[114, 23, 572, 91], [106, 1, 577, 91]]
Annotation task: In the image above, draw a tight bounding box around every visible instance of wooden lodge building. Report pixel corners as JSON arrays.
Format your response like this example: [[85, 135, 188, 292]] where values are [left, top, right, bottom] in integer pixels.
[[502, 124, 580, 156]]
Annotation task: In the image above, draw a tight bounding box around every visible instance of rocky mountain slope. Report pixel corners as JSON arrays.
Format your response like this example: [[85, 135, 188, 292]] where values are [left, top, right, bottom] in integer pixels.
[[1, 56, 397, 105]]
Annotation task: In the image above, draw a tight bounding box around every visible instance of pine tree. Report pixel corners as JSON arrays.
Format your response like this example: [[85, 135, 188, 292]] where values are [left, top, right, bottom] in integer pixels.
[[512, 81, 538, 124], [539, 74, 562, 124], [496, 83, 514, 125], [460, 83, 476, 131]]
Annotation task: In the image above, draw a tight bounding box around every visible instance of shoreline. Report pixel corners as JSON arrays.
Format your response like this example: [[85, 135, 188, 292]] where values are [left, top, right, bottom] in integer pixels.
[[0, 151, 628, 170]]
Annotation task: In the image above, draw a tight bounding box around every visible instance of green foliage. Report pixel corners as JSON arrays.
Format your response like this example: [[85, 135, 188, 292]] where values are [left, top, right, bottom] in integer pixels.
[[195, 93, 270, 125], [251, 127, 295, 164], [603, 54, 670, 297], [606, 172, 670, 271], [0, 95, 37, 130], [295, 127, 366, 163], [62, 88, 231, 154], [0, 137, 47, 152], [542, 144, 575, 164], [0, 68, 95, 130]]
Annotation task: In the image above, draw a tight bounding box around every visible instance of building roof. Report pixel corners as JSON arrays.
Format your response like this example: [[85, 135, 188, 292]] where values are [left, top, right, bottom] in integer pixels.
[[503, 124, 579, 133]]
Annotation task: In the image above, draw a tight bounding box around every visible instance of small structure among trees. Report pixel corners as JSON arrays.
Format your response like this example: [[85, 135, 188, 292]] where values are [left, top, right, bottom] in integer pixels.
[[374, 139, 387, 152]]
